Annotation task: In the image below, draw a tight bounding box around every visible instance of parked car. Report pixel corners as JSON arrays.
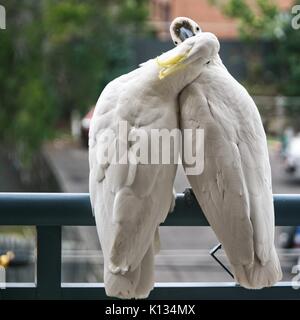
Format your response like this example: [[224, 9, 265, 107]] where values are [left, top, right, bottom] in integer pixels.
[[80, 107, 94, 147], [284, 135, 300, 175]]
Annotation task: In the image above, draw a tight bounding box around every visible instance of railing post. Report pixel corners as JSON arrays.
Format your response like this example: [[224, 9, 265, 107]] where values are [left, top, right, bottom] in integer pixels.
[[36, 226, 62, 299]]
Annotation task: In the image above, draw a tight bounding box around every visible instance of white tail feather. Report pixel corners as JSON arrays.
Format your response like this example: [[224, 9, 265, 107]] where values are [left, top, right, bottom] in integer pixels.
[[232, 247, 282, 289]]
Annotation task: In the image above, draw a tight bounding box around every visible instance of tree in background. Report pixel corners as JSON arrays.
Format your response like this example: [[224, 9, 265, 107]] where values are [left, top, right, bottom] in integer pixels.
[[211, 0, 284, 40], [0, 0, 148, 166], [44, 0, 148, 117], [0, 1, 52, 165], [211, 0, 300, 122]]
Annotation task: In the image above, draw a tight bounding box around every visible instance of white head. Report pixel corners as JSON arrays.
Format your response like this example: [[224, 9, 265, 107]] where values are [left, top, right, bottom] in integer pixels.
[[157, 31, 220, 80], [170, 17, 202, 46]]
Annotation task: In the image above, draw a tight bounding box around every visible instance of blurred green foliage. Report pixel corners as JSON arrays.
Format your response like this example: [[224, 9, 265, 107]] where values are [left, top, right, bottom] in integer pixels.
[[0, 0, 148, 165], [221, 0, 280, 39], [211, 0, 300, 99]]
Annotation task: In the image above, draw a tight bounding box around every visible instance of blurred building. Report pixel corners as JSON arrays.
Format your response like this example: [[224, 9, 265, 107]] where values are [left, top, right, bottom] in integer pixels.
[[149, 0, 294, 40]]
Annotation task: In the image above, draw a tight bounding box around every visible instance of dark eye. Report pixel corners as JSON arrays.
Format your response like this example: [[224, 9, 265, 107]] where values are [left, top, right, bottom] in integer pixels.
[[174, 41, 178, 45], [196, 27, 200, 31]]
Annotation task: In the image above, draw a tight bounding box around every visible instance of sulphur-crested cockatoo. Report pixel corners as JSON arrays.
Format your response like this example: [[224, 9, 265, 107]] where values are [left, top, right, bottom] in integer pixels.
[[89, 32, 220, 298], [170, 17, 282, 289]]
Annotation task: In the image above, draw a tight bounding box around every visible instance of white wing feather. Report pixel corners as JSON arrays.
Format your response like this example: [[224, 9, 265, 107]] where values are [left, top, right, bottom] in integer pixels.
[[89, 72, 177, 298], [180, 65, 282, 288]]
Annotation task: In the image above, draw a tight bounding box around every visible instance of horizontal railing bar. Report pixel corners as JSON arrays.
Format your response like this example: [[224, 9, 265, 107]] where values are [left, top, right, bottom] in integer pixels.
[[0, 193, 299, 226], [3, 283, 36, 288], [0, 193, 93, 226], [3, 281, 296, 289], [61, 281, 295, 288], [1, 284, 299, 300]]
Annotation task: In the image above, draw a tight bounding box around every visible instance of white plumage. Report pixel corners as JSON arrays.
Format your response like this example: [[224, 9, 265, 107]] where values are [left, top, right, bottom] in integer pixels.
[[170, 17, 282, 288], [89, 32, 220, 298]]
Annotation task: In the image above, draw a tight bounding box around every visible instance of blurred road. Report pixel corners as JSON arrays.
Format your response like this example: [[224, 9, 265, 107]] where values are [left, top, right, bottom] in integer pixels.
[[0, 151, 27, 192], [41, 140, 300, 283], [44, 140, 299, 193]]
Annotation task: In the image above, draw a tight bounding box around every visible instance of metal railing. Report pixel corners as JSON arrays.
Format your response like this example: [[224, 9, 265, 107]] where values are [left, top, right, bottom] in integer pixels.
[[0, 192, 299, 300]]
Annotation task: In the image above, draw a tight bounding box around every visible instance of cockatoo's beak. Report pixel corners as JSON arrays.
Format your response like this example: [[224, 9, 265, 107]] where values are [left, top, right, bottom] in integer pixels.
[[156, 48, 191, 80], [179, 26, 195, 41]]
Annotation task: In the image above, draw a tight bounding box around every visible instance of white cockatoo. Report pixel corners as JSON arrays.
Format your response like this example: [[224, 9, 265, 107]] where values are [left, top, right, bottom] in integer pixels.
[[89, 32, 220, 299], [170, 17, 282, 289]]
